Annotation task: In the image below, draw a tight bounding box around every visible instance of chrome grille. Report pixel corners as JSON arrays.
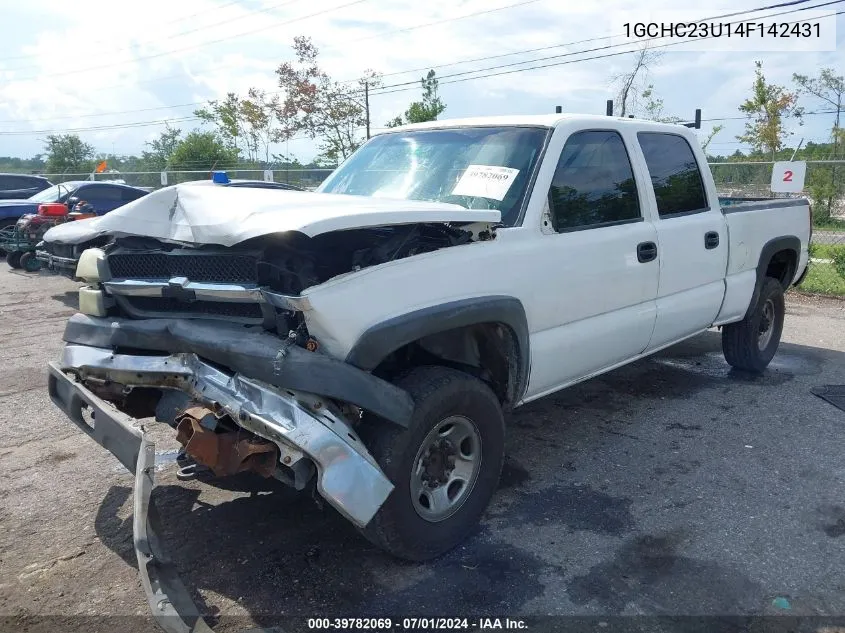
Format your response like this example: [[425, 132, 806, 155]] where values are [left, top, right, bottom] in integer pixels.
[[108, 252, 258, 283]]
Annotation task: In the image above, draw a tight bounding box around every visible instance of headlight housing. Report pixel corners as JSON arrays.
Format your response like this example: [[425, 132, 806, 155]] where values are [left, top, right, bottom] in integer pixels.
[[75, 248, 110, 283]]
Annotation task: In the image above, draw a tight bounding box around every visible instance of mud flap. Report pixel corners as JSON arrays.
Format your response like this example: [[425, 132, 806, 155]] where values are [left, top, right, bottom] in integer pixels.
[[48, 364, 213, 633]]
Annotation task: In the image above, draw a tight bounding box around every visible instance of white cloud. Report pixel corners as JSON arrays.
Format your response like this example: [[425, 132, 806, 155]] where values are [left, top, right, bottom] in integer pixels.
[[0, 0, 842, 160]]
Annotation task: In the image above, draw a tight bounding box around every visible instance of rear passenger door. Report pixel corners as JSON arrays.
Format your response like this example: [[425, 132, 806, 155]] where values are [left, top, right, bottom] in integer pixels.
[[635, 132, 728, 352], [524, 129, 660, 399]]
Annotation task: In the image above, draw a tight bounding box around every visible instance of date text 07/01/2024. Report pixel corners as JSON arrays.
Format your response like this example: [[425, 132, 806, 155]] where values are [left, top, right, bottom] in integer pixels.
[[306, 618, 528, 630]]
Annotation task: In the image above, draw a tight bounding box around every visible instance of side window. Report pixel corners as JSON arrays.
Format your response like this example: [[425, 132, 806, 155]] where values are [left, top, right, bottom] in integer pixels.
[[637, 132, 708, 217], [77, 186, 123, 202], [547, 130, 641, 232], [121, 187, 144, 202]]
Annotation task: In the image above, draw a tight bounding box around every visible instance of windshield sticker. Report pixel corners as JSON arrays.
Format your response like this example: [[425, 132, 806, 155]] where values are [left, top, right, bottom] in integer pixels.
[[451, 165, 520, 201]]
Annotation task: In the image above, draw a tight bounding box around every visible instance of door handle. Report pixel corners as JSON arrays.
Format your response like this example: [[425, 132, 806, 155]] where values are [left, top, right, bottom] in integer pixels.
[[705, 231, 720, 249], [637, 241, 657, 263]]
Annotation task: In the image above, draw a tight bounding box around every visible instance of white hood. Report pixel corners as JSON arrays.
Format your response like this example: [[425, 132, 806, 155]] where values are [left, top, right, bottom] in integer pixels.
[[43, 217, 104, 245], [80, 184, 501, 247]]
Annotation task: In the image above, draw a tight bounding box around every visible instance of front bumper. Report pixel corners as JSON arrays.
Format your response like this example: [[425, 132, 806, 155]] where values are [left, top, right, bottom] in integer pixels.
[[50, 344, 395, 527], [48, 364, 213, 633], [35, 248, 78, 276]]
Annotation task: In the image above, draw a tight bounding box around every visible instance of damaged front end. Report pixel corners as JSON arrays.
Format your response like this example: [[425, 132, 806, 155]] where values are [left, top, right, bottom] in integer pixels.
[[48, 315, 411, 632]]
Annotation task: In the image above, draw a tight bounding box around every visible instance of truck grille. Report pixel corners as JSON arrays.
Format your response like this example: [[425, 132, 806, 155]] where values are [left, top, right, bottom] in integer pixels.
[[108, 252, 258, 283], [119, 296, 264, 322]]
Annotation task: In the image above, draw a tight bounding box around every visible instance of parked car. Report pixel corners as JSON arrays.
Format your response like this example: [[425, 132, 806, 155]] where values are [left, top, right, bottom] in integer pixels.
[[0, 173, 52, 201], [46, 114, 810, 630], [0, 180, 147, 230], [36, 174, 303, 277]]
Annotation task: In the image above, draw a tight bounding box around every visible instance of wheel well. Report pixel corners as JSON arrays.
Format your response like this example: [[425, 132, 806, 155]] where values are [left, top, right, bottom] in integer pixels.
[[765, 249, 797, 289], [372, 322, 523, 408]]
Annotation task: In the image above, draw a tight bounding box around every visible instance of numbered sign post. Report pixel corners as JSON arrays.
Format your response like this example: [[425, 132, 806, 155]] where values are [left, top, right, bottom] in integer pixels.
[[263, 170, 274, 182], [770, 161, 806, 193], [160, 171, 168, 186]]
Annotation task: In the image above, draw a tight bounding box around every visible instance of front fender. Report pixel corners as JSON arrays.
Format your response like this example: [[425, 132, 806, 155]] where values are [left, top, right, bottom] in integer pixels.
[[345, 295, 531, 403]]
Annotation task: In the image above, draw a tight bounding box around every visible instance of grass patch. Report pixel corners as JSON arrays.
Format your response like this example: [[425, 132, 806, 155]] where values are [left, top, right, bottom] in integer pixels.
[[813, 217, 845, 232], [809, 243, 845, 259], [797, 261, 845, 296]]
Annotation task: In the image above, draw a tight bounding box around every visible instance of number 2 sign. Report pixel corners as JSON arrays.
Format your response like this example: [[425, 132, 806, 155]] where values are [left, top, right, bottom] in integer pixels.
[[770, 161, 806, 193]]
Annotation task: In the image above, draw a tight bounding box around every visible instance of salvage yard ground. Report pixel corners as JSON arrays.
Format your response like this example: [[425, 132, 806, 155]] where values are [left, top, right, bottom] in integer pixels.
[[0, 267, 844, 631]]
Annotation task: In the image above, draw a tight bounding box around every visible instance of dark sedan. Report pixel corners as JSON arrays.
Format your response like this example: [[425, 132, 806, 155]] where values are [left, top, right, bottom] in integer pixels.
[[0, 173, 52, 200], [0, 181, 148, 229]]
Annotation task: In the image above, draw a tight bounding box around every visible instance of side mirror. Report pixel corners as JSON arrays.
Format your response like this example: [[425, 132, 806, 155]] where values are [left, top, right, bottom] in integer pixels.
[[67, 196, 80, 207]]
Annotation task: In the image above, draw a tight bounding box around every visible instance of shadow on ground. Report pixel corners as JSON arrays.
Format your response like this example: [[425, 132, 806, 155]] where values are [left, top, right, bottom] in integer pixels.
[[91, 331, 844, 627]]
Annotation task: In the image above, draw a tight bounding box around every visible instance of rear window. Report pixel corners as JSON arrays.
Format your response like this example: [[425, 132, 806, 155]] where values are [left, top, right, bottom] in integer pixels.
[[637, 132, 708, 217]]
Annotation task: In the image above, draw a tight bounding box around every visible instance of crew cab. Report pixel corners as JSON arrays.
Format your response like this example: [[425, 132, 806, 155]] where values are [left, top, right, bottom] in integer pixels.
[[47, 114, 810, 628]]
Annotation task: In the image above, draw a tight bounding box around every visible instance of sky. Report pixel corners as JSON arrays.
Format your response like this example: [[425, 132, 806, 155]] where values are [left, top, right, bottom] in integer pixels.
[[0, 0, 843, 163]]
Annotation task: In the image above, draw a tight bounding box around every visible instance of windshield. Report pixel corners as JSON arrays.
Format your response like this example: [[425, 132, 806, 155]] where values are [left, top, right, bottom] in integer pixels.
[[318, 126, 549, 226], [28, 183, 77, 203]]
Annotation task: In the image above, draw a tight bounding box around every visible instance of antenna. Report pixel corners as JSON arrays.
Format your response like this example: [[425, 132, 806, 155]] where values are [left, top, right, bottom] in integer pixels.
[[682, 108, 702, 129]]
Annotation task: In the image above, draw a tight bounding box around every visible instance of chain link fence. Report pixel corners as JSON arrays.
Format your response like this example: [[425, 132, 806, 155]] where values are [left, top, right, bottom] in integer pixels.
[[39, 168, 336, 191], [24, 160, 845, 295]]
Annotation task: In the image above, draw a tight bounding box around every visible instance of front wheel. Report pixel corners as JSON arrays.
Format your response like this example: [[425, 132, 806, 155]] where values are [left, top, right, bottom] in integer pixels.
[[722, 276, 785, 373], [19, 252, 41, 272], [6, 250, 22, 269], [359, 366, 505, 561]]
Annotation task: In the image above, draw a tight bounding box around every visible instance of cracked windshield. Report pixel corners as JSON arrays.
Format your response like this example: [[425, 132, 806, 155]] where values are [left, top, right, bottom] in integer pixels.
[[318, 126, 549, 226]]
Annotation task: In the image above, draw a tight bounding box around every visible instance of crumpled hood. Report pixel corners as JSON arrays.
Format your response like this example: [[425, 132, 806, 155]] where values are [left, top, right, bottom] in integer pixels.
[[43, 217, 103, 245], [85, 184, 501, 247]]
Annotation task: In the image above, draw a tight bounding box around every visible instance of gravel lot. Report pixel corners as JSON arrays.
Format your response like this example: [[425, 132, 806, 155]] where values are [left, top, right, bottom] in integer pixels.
[[1, 266, 844, 631]]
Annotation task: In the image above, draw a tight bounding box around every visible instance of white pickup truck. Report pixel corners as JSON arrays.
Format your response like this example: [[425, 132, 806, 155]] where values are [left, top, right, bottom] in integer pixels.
[[48, 113, 810, 623]]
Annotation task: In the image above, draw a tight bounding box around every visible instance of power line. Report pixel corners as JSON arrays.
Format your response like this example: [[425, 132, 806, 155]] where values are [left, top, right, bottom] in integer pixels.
[[3, 0, 832, 126], [0, 0, 249, 65], [365, 3, 844, 97], [1, 2, 839, 135], [5, 0, 368, 82]]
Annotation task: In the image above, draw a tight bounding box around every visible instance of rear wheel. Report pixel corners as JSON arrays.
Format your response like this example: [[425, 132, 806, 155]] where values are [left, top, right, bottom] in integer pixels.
[[359, 366, 505, 561], [722, 276, 785, 373], [6, 251, 22, 269], [19, 252, 41, 272]]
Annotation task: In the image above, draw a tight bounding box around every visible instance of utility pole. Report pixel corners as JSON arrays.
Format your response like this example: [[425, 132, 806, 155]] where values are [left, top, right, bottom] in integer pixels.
[[365, 81, 371, 140]]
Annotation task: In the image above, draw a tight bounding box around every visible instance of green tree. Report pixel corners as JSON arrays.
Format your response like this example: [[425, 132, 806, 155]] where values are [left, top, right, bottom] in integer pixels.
[[386, 70, 447, 128], [793, 69, 845, 220], [737, 61, 802, 160], [275, 36, 381, 163], [169, 131, 240, 171], [43, 134, 94, 174], [141, 124, 182, 171], [195, 93, 244, 157], [640, 84, 681, 123]]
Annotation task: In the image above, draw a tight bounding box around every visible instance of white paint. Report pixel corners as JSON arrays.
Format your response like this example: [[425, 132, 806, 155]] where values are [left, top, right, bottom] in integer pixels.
[[771, 161, 807, 193], [87, 185, 501, 247], [90, 114, 811, 406], [451, 165, 519, 201]]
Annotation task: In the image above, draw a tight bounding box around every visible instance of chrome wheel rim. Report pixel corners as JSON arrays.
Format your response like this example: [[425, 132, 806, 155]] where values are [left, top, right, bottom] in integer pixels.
[[410, 415, 482, 522], [758, 299, 775, 350]]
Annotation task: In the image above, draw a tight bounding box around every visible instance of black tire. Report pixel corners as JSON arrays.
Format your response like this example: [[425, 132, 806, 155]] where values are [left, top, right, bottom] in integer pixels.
[[722, 276, 785, 373], [6, 250, 22, 269], [358, 366, 505, 561], [19, 252, 40, 272]]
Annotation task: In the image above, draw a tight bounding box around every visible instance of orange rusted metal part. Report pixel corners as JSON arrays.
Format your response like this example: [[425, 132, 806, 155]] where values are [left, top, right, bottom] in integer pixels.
[[175, 406, 279, 478]]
